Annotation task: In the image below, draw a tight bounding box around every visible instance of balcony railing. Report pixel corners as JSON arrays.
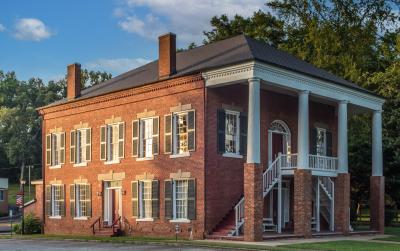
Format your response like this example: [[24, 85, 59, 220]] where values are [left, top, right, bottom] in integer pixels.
[[308, 154, 338, 172]]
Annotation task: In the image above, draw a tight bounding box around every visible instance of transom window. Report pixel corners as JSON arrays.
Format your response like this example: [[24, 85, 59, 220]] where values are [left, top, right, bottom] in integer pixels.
[[132, 180, 159, 219], [100, 122, 124, 163], [46, 184, 65, 217], [45, 132, 66, 167], [164, 110, 195, 156], [132, 117, 159, 159], [70, 128, 91, 165], [70, 184, 91, 218]]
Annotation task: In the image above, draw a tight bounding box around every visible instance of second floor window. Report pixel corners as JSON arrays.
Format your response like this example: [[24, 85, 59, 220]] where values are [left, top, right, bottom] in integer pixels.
[[70, 128, 91, 165], [100, 122, 125, 162], [45, 184, 65, 217], [311, 127, 333, 156], [164, 110, 195, 156], [132, 117, 159, 159], [217, 109, 247, 156], [46, 132, 66, 167]]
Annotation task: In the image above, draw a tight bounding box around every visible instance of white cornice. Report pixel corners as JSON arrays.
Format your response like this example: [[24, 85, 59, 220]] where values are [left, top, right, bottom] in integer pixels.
[[202, 61, 384, 111]]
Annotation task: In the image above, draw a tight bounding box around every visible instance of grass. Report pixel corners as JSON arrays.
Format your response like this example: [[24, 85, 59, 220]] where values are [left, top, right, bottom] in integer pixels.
[[7, 183, 36, 207], [373, 226, 400, 242], [281, 240, 400, 251]]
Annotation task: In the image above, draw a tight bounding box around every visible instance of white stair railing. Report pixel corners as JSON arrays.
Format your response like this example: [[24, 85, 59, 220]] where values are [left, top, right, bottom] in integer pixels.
[[318, 176, 335, 231], [263, 154, 281, 197], [232, 197, 245, 236]]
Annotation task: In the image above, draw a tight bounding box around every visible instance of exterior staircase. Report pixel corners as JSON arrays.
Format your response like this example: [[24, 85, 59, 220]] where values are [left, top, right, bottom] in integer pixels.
[[207, 208, 237, 238], [90, 216, 123, 237], [312, 176, 334, 232]]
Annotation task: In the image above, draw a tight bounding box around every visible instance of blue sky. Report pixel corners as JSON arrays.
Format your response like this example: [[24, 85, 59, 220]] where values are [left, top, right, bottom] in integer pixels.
[[0, 0, 266, 82]]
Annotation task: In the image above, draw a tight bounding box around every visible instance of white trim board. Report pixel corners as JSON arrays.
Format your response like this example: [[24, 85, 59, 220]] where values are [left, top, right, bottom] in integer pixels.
[[202, 61, 384, 111]]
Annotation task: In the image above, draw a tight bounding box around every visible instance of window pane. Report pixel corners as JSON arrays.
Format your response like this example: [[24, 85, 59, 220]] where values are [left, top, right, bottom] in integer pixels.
[[177, 114, 188, 154], [142, 181, 152, 218], [225, 113, 238, 153], [175, 180, 188, 219]]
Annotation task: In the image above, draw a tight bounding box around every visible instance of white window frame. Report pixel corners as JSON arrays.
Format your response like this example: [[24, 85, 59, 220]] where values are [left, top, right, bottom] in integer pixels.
[[74, 183, 90, 219], [170, 111, 191, 158], [136, 180, 153, 221], [316, 127, 327, 156], [136, 117, 157, 161], [0, 189, 4, 201], [104, 122, 124, 165], [222, 110, 242, 158], [73, 128, 91, 167], [170, 179, 190, 222], [48, 132, 65, 169], [50, 185, 63, 218]]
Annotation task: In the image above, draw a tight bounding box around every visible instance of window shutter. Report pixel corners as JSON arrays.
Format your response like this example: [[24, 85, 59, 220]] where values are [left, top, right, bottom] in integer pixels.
[[188, 111, 195, 151], [132, 120, 139, 157], [164, 114, 172, 154], [60, 185, 66, 217], [52, 134, 57, 165], [188, 179, 196, 220], [326, 130, 333, 157], [76, 130, 82, 164], [100, 126, 106, 160], [151, 180, 159, 219], [86, 129, 91, 161], [60, 133, 65, 164], [46, 134, 52, 166], [217, 109, 226, 154], [70, 184, 75, 217], [152, 117, 159, 155], [240, 113, 248, 155], [87, 184, 92, 217], [311, 128, 318, 154], [132, 181, 139, 218], [70, 131, 76, 163], [118, 122, 125, 158], [45, 185, 52, 216], [164, 180, 173, 219]]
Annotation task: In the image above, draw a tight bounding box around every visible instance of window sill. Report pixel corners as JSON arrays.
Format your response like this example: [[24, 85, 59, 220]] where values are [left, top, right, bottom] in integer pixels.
[[136, 218, 154, 222], [104, 160, 120, 165], [222, 153, 243, 159], [49, 165, 62, 169], [170, 152, 190, 159], [136, 157, 154, 162], [73, 217, 88, 220], [170, 219, 191, 223], [49, 216, 62, 220], [73, 162, 87, 167]]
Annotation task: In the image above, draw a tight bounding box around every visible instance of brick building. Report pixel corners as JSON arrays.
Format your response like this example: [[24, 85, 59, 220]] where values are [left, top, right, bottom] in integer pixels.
[[0, 178, 8, 215], [37, 33, 385, 241]]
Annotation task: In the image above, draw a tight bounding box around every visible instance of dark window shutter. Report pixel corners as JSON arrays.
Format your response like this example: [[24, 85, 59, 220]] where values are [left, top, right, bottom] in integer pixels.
[[60, 185, 66, 217], [70, 131, 76, 163], [46, 134, 52, 165], [132, 120, 139, 157], [217, 109, 226, 154], [164, 115, 172, 154], [151, 180, 159, 219], [45, 185, 52, 216], [240, 113, 248, 155], [100, 126, 106, 160], [326, 130, 333, 157], [188, 111, 195, 151], [86, 129, 91, 162], [70, 185, 75, 217], [164, 180, 173, 219], [132, 181, 139, 218], [311, 128, 318, 154], [153, 117, 159, 155], [187, 179, 196, 220], [87, 184, 92, 217]]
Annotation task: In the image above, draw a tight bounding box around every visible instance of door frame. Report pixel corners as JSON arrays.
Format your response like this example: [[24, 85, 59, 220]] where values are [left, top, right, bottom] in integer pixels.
[[103, 181, 122, 225], [268, 120, 291, 165]]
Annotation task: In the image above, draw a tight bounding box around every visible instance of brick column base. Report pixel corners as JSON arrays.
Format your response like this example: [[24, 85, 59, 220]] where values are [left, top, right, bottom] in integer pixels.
[[370, 176, 385, 234], [243, 163, 263, 242], [334, 173, 350, 235], [293, 169, 312, 238]]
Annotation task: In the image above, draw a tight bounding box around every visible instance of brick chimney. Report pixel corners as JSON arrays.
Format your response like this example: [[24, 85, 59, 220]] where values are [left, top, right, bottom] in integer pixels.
[[67, 63, 81, 100], [158, 33, 176, 79]]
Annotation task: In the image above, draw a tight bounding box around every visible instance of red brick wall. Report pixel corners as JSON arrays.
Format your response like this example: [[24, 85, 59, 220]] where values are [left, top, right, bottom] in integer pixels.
[[0, 190, 8, 215], [24, 184, 43, 220], [204, 85, 338, 233], [42, 75, 206, 239]]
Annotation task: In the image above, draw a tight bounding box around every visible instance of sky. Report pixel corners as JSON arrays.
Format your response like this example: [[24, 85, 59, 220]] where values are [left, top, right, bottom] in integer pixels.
[[0, 0, 267, 82]]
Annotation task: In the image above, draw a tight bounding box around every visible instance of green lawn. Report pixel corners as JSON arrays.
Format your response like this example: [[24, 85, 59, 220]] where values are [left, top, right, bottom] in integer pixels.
[[374, 226, 400, 242], [281, 240, 400, 251]]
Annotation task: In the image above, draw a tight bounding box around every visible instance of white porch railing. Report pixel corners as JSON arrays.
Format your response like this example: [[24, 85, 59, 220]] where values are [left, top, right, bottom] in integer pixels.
[[263, 155, 281, 196], [233, 197, 245, 236], [309, 154, 338, 172], [280, 153, 298, 169]]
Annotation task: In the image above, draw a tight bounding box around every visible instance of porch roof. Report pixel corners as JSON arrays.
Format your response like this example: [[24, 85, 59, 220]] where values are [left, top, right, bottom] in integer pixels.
[[44, 35, 376, 108]]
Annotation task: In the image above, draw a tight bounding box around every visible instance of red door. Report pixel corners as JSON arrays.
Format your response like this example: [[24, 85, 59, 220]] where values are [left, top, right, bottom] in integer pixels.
[[272, 133, 284, 160], [112, 189, 120, 222]]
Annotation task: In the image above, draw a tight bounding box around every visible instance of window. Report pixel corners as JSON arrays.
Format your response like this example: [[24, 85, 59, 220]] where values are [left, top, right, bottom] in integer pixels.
[[100, 122, 124, 163], [70, 128, 91, 165], [70, 184, 91, 218], [45, 185, 65, 217], [132, 180, 159, 219], [132, 117, 159, 159], [164, 110, 195, 156], [46, 132, 66, 167], [0, 190, 4, 201], [217, 109, 247, 156], [164, 179, 196, 221], [311, 127, 333, 156]]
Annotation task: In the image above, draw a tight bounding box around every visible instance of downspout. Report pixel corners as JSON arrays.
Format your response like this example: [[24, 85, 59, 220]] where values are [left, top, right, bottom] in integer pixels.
[[203, 79, 208, 237]]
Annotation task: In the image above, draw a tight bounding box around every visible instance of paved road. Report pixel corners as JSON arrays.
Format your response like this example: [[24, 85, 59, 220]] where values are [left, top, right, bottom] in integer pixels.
[[0, 239, 223, 251]]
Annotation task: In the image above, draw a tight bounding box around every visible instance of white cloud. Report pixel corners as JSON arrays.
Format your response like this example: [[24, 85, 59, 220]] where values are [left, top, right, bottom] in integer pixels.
[[115, 0, 267, 43], [84, 58, 151, 75], [0, 24, 5, 32], [13, 18, 53, 41]]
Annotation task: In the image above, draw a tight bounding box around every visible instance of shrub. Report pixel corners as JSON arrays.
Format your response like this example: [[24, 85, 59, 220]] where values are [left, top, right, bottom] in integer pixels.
[[13, 213, 41, 234]]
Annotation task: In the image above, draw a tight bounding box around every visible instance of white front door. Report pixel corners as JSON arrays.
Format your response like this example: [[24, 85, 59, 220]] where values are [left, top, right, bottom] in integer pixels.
[[103, 182, 122, 225]]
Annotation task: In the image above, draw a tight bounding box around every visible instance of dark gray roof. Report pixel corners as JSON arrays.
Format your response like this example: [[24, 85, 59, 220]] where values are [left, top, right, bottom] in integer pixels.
[[45, 35, 371, 108]]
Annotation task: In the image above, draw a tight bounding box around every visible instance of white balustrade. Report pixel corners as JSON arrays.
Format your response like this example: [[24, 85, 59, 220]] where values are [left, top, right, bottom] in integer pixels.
[[309, 154, 338, 172]]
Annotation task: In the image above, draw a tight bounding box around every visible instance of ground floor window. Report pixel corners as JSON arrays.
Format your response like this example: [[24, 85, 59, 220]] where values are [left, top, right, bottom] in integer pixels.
[[70, 184, 91, 218], [0, 190, 4, 201], [132, 180, 159, 219], [165, 179, 196, 221], [46, 184, 65, 217]]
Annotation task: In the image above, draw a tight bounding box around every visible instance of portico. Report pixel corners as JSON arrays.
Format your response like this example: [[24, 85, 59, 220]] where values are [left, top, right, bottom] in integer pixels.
[[203, 60, 385, 241]]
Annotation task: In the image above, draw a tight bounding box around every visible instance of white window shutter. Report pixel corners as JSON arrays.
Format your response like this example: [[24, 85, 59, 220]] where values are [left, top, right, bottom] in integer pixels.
[[100, 126, 107, 160], [118, 122, 125, 158], [86, 128, 91, 161], [70, 131, 76, 164], [132, 120, 139, 157], [46, 134, 52, 166], [60, 132, 65, 164]]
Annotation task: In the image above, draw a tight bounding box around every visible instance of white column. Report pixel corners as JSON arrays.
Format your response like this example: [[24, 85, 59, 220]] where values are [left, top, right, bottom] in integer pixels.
[[297, 90, 310, 168], [247, 77, 261, 164], [372, 110, 383, 176], [338, 100, 348, 173]]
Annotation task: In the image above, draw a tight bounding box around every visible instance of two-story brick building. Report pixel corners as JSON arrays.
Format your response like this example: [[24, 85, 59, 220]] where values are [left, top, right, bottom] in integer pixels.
[[37, 33, 385, 241], [0, 178, 8, 215]]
